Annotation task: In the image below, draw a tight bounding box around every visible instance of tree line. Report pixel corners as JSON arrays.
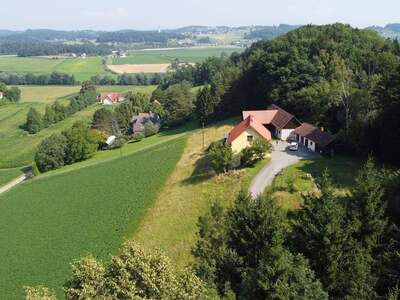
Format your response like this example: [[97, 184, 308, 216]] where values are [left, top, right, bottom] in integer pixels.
[[0, 72, 165, 86], [0, 41, 112, 56]]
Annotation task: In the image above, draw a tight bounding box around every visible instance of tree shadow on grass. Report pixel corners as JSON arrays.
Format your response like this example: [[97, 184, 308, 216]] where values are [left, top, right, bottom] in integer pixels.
[[295, 155, 364, 189], [181, 152, 215, 185]]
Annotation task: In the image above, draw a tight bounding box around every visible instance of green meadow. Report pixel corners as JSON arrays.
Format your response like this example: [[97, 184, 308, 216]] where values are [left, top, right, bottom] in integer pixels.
[[0, 137, 187, 299], [0, 56, 110, 81], [0, 168, 22, 186], [112, 47, 243, 64]]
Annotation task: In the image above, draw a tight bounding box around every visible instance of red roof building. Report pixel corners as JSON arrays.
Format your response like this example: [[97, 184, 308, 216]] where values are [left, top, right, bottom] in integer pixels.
[[99, 93, 125, 105]]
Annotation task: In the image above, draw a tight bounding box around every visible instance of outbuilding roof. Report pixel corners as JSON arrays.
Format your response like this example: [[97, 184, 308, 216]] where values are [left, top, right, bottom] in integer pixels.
[[226, 115, 272, 144], [294, 123, 335, 147]]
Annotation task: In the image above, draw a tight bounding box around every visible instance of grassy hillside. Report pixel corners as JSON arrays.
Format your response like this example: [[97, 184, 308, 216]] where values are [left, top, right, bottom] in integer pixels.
[[0, 137, 187, 299], [133, 118, 268, 268], [0, 168, 22, 186], [112, 47, 243, 64], [0, 86, 155, 168]]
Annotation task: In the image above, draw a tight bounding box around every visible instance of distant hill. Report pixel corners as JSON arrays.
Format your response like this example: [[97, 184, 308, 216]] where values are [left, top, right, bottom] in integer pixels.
[[367, 23, 400, 39], [245, 24, 301, 40]]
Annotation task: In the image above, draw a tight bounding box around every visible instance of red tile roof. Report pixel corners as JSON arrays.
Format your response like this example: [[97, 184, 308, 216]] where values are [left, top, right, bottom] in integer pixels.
[[242, 110, 278, 124], [294, 123, 335, 147], [226, 115, 272, 144], [99, 93, 125, 103]]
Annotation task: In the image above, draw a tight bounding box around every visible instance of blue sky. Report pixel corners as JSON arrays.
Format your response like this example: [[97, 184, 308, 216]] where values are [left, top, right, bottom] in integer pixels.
[[1, 0, 400, 30]]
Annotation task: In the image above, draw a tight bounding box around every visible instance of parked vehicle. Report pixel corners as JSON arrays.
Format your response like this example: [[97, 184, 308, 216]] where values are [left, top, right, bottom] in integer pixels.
[[289, 142, 299, 151]]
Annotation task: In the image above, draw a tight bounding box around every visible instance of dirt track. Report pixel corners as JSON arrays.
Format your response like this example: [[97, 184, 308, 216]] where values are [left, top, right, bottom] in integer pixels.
[[107, 64, 171, 74]]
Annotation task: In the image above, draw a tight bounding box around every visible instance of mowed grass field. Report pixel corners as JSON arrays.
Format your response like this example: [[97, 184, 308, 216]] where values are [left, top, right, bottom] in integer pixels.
[[0, 137, 187, 299], [0, 56, 111, 81], [0, 85, 155, 168], [112, 47, 243, 64]]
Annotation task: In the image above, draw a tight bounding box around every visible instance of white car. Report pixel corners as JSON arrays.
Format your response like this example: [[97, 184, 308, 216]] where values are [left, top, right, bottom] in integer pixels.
[[289, 142, 299, 151]]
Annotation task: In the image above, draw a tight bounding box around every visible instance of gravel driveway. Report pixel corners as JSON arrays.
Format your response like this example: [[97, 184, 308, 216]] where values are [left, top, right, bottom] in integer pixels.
[[249, 141, 318, 198]]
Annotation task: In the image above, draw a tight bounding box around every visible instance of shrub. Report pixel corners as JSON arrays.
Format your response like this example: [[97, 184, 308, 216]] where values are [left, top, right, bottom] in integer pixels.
[[144, 121, 159, 137], [131, 132, 144, 142], [25, 107, 43, 134], [240, 139, 272, 167], [208, 141, 233, 173]]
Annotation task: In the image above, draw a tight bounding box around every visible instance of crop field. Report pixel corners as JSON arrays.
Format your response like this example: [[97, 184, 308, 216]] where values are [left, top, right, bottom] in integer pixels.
[[111, 46, 243, 65], [0, 86, 154, 168], [0, 168, 22, 186], [0, 137, 186, 299]]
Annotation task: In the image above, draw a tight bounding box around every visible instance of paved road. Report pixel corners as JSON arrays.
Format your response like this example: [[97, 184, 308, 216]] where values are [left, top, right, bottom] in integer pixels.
[[0, 175, 27, 195], [249, 141, 318, 198]]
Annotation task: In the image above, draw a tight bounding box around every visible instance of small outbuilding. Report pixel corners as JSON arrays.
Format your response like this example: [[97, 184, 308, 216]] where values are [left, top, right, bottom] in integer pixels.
[[226, 115, 272, 153], [294, 123, 335, 154], [131, 113, 161, 134]]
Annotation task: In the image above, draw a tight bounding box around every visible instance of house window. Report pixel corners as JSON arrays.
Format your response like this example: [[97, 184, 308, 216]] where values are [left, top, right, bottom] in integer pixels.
[[247, 135, 254, 142]]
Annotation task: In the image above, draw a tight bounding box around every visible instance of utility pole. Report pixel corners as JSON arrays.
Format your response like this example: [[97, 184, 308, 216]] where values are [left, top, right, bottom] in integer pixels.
[[202, 122, 205, 149]]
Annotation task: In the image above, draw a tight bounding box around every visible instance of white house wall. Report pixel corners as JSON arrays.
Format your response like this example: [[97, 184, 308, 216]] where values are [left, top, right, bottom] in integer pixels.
[[278, 129, 294, 141]]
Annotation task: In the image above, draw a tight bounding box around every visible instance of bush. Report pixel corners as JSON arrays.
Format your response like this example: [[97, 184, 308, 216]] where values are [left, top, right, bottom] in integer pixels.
[[34, 134, 68, 172], [25, 107, 43, 134], [240, 139, 272, 167], [208, 141, 233, 173], [131, 132, 144, 142], [144, 121, 159, 137]]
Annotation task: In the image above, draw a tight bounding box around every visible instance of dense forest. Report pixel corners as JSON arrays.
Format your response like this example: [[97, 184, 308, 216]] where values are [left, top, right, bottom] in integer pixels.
[[167, 24, 400, 166]]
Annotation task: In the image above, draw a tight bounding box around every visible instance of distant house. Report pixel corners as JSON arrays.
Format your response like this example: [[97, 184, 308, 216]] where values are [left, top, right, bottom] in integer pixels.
[[131, 113, 161, 134], [0, 91, 3, 99], [226, 115, 272, 153], [80, 53, 87, 59], [242, 104, 301, 141], [294, 123, 335, 154], [99, 93, 125, 105], [104, 135, 117, 149]]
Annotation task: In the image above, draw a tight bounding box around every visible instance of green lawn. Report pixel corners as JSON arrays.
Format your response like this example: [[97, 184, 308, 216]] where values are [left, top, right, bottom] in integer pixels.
[[112, 47, 243, 64], [0, 168, 22, 186], [0, 137, 186, 299], [0, 86, 156, 168], [268, 155, 365, 210]]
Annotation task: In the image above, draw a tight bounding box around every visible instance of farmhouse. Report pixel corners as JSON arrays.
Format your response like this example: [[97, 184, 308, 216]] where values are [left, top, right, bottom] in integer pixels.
[[242, 104, 301, 141], [228, 104, 335, 153], [131, 113, 161, 134], [226, 115, 272, 153], [294, 123, 335, 154], [99, 93, 125, 105]]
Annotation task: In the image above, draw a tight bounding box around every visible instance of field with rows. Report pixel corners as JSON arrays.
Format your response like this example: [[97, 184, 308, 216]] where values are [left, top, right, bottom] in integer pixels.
[[0, 137, 187, 299], [0, 85, 155, 168]]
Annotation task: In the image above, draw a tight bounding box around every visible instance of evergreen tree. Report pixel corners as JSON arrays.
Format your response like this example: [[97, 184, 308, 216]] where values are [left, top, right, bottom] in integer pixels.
[[195, 84, 216, 125]]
